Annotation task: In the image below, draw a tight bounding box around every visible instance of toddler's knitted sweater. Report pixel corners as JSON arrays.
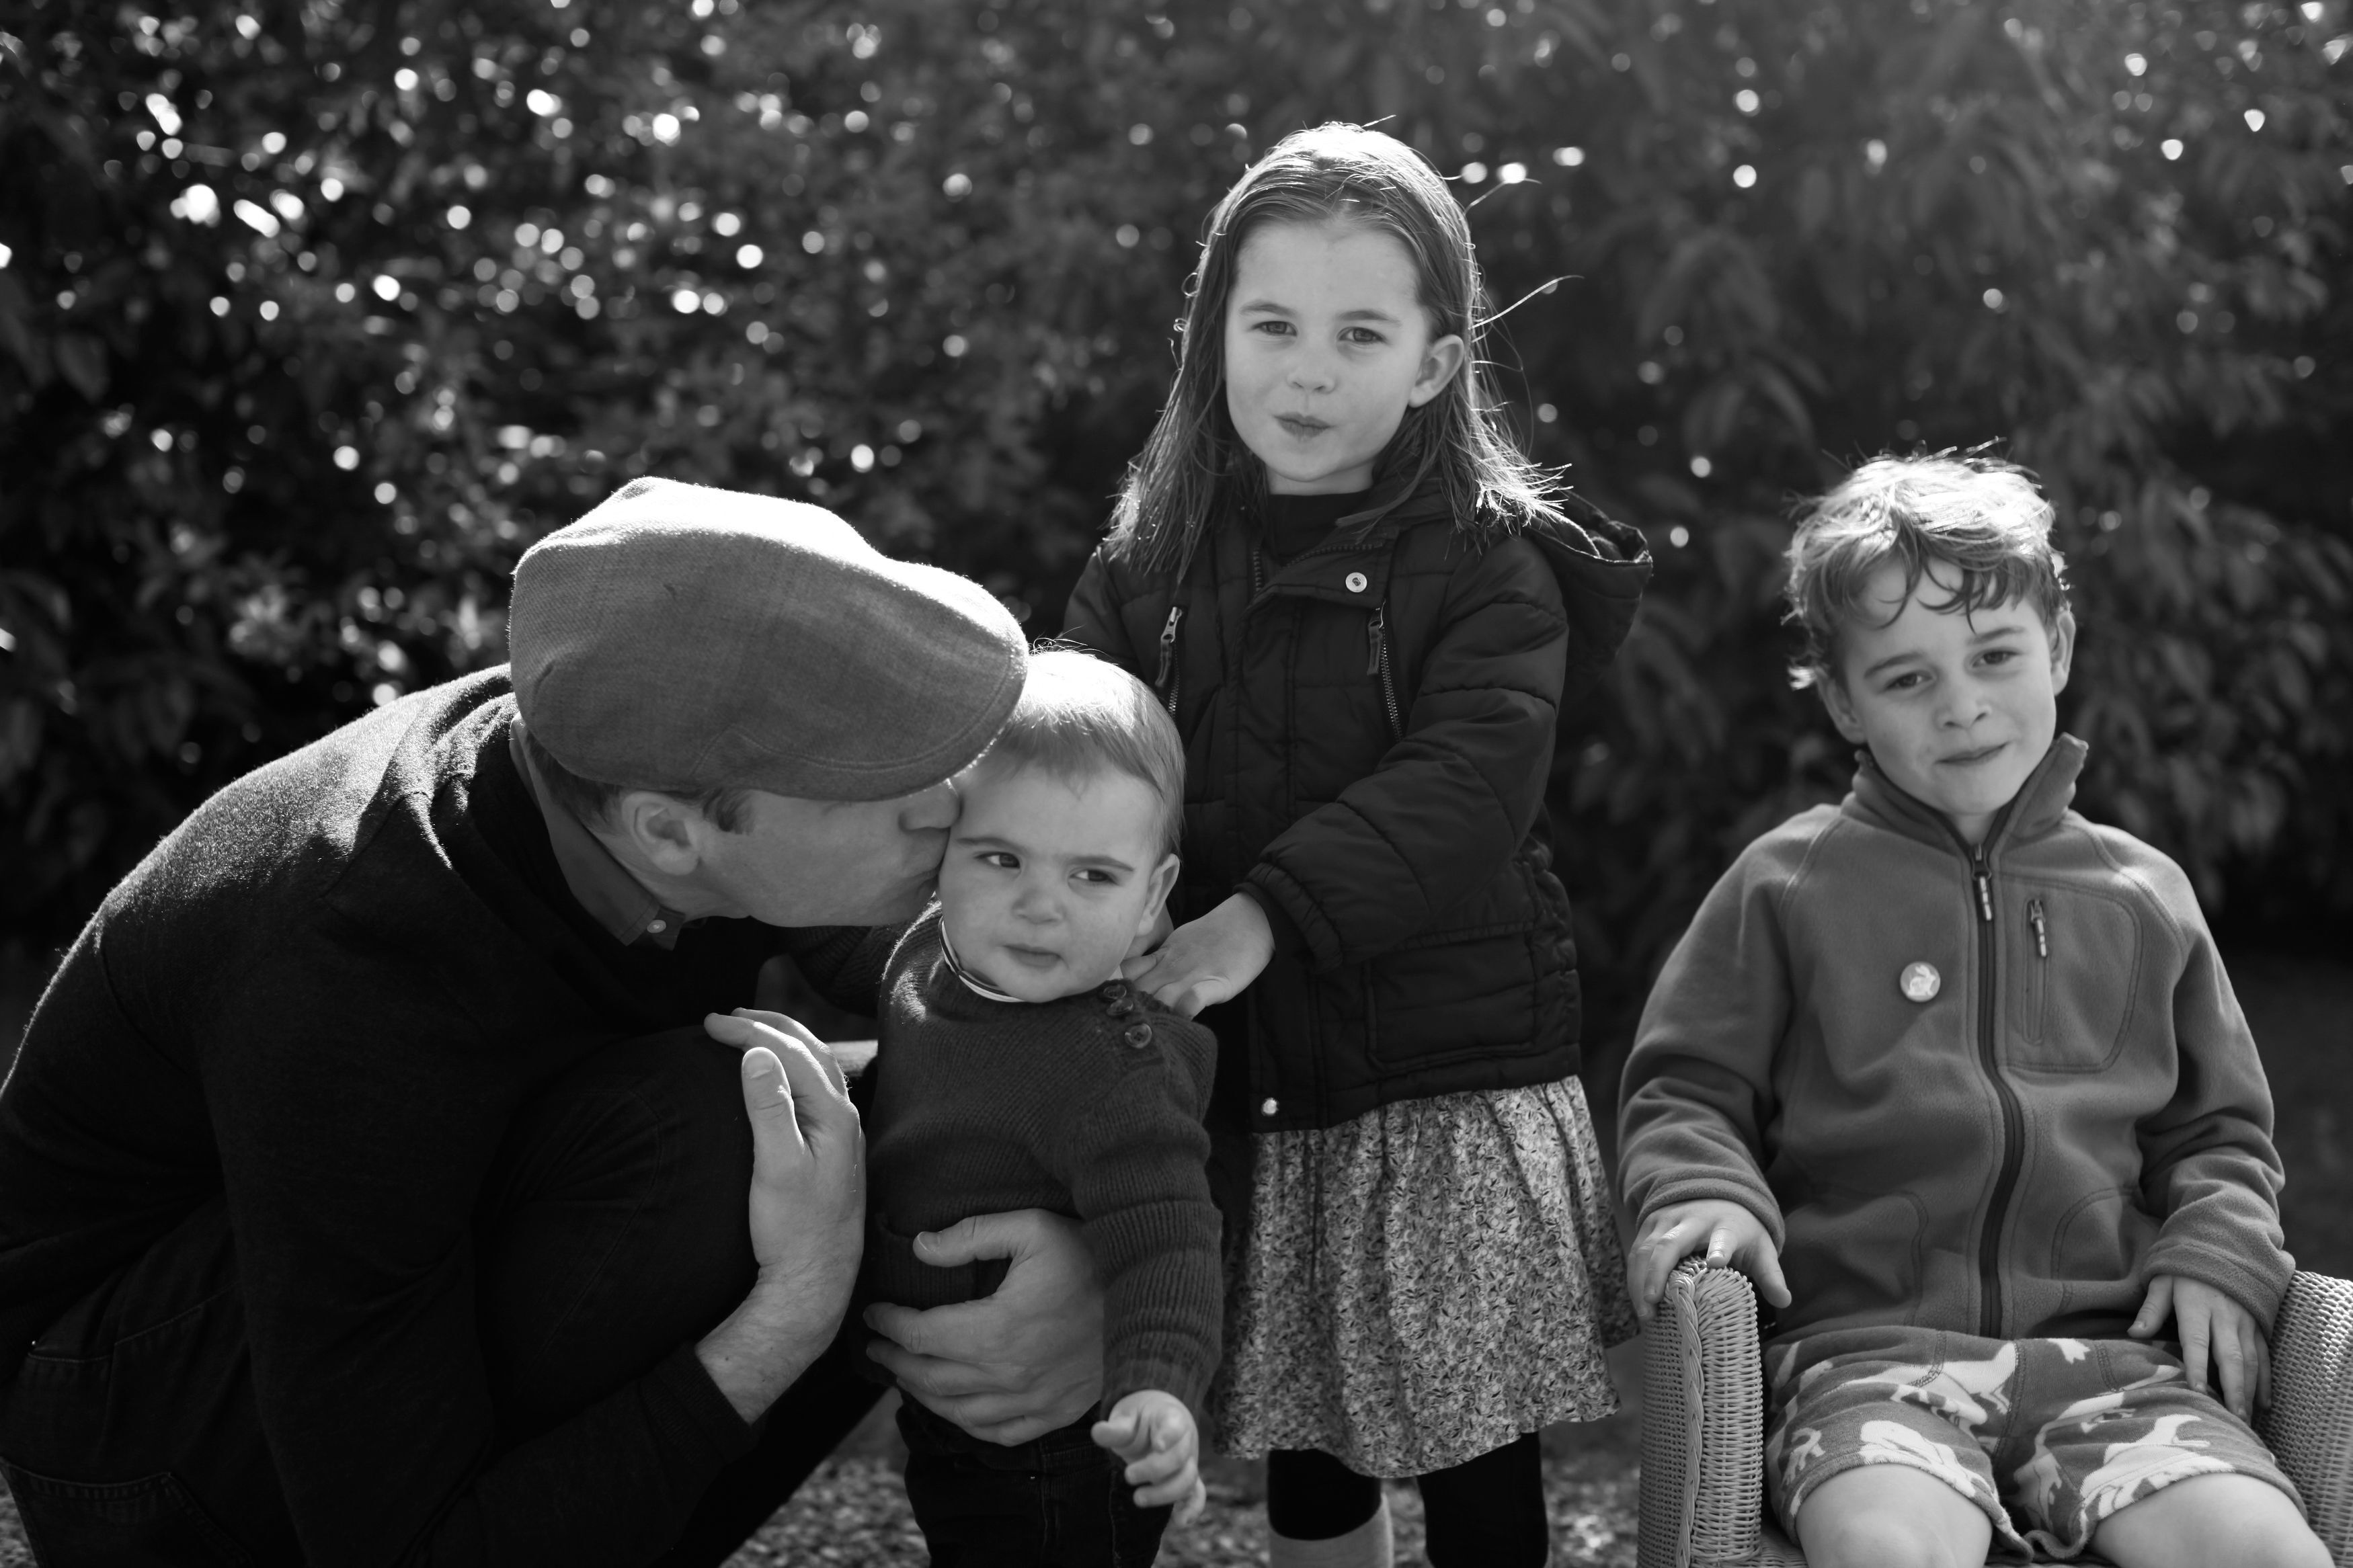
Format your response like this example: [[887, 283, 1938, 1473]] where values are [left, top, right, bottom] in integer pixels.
[[863, 909, 1223, 1416]]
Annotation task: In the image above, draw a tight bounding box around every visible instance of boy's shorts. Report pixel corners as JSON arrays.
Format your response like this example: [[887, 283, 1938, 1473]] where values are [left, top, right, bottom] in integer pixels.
[[1763, 1327, 2301, 1561]]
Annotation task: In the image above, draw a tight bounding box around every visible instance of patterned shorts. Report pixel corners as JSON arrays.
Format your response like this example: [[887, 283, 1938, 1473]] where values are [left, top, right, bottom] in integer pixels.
[[1763, 1329, 2301, 1560]]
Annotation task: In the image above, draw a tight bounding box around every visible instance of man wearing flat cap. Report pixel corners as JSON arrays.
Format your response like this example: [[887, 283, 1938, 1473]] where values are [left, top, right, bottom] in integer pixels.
[[0, 479, 1107, 1565]]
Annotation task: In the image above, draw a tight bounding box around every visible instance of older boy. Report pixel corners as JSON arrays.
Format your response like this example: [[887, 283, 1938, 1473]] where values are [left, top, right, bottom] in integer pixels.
[[1618, 456, 2328, 1568], [861, 649, 1220, 1567]]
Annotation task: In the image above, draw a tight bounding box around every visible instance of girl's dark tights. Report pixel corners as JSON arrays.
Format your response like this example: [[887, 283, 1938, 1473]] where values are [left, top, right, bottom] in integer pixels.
[[1266, 1436, 1549, 1567]]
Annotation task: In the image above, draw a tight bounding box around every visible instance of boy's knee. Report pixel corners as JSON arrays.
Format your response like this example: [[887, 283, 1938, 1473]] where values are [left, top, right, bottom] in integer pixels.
[[1802, 1512, 1982, 1568], [2093, 1473, 2331, 1568], [1796, 1467, 1991, 1568]]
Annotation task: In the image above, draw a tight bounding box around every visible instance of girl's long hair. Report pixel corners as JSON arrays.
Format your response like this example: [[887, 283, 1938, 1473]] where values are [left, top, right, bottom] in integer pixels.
[[1105, 122, 1564, 573]]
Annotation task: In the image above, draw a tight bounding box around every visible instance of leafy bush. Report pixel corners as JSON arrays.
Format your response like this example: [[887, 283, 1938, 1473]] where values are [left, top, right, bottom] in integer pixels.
[[3, 0, 2349, 1026]]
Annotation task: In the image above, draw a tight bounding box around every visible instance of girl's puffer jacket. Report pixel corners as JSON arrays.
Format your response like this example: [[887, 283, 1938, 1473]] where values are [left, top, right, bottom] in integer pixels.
[[1061, 480, 1649, 1132]]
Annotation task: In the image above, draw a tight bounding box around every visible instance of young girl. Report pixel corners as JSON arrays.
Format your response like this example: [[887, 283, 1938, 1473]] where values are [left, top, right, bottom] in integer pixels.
[[1061, 124, 1648, 1568]]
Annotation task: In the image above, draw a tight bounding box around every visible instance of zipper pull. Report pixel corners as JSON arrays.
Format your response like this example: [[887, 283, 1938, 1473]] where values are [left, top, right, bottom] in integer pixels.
[[1365, 606, 1386, 675], [2030, 898, 2047, 958], [1154, 606, 1183, 692], [1974, 852, 1993, 923]]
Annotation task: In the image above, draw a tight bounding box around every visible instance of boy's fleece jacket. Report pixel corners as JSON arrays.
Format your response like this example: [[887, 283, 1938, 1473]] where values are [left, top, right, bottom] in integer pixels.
[[1619, 735, 2291, 1347]]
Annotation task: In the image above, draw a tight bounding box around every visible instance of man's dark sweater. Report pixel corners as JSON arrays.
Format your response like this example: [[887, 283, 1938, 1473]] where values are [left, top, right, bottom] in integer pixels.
[[865, 911, 1222, 1419], [0, 670, 879, 1566]]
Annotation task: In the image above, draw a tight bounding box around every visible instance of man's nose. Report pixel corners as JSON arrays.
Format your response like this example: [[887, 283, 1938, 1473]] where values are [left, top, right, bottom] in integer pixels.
[[900, 780, 960, 832]]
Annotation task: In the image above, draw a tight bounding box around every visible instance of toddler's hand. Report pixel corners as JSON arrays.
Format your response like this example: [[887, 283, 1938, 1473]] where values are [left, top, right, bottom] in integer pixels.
[[2131, 1274, 2270, 1423], [1091, 1388, 1205, 1522], [1628, 1199, 1790, 1324], [1121, 893, 1272, 1018]]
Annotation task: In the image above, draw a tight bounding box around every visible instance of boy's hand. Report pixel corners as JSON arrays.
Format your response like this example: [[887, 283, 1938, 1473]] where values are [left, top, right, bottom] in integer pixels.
[[1628, 1199, 1791, 1324], [1091, 1389, 1205, 1522], [1121, 893, 1273, 1018], [2131, 1274, 2271, 1422]]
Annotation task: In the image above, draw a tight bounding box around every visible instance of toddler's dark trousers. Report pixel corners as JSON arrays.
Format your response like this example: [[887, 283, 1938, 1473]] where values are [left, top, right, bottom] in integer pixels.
[[1269, 1438, 1550, 1567], [0, 1032, 880, 1567], [898, 1399, 1174, 1568]]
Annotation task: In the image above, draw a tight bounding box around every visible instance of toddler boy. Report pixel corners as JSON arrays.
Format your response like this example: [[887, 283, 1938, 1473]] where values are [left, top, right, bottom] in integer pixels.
[[1617, 456, 2329, 1567], [861, 648, 1219, 1568]]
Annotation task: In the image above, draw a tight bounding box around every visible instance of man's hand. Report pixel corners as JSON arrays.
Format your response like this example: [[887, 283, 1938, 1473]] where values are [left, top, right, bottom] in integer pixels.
[[1627, 1199, 1790, 1323], [863, 1209, 1107, 1444], [1092, 1389, 1205, 1522], [1121, 893, 1273, 1018], [694, 1009, 866, 1423], [2131, 1274, 2270, 1422]]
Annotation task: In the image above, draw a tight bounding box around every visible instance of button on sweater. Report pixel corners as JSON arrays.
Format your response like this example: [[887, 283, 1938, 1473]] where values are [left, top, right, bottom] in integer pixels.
[[863, 910, 1224, 1417]]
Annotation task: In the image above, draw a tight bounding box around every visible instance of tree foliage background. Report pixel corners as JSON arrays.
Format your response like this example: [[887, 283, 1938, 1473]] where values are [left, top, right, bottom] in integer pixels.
[[5, 0, 2351, 1037]]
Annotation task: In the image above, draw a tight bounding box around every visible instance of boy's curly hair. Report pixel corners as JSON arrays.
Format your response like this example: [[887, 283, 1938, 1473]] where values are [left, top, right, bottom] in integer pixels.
[[1785, 452, 2071, 690]]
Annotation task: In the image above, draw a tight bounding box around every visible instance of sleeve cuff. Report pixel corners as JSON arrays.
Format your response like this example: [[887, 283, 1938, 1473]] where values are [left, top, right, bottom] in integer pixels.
[[648, 1341, 766, 1467]]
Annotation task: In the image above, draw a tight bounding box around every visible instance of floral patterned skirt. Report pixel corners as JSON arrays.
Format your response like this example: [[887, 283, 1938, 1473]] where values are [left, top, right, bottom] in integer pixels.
[[1208, 1076, 1638, 1477]]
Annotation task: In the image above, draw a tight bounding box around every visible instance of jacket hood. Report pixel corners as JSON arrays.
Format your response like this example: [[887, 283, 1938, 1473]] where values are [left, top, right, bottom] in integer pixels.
[[1528, 491, 1652, 704], [1847, 731, 2089, 854]]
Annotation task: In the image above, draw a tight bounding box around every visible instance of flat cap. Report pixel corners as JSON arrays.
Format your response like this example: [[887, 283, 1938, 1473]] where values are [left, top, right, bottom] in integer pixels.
[[510, 477, 1025, 802]]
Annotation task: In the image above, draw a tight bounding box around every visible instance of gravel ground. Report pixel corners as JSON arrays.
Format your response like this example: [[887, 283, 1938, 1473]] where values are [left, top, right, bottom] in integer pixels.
[[725, 1401, 1641, 1568], [729, 1342, 1646, 1567]]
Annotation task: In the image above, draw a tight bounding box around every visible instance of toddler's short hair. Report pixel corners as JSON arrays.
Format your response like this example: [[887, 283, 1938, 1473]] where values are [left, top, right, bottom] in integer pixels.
[[980, 647, 1186, 857], [1785, 453, 2070, 690]]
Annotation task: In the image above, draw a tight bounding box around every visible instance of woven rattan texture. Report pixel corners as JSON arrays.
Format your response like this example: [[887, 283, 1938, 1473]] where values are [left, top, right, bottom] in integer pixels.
[[1637, 1263, 1698, 1568], [1638, 1262, 1771, 1567], [2263, 1272, 2353, 1563], [1689, 1266, 1766, 1563], [1640, 1266, 2353, 1567]]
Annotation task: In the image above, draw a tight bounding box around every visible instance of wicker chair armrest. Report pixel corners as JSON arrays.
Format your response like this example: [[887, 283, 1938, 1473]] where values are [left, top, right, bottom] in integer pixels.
[[2262, 1270, 2353, 1563], [1638, 1260, 1770, 1568]]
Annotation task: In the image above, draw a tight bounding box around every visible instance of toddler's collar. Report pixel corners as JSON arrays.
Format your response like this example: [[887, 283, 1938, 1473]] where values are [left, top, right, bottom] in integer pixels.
[[936, 925, 1027, 1005]]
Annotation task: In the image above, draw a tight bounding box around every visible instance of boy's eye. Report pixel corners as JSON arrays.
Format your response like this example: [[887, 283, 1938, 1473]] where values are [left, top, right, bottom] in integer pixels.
[[1341, 325, 1386, 345], [1883, 671, 1926, 692], [1074, 868, 1121, 886], [980, 851, 1020, 870], [1980, 648, 2017, 667]]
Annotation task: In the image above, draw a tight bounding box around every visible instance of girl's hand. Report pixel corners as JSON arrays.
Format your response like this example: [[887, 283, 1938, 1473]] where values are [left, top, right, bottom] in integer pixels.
[[2131, 1274, 2271, 1422], [1628, 1199, 1790, 1323], [1091, 1389, 1205, 1520], [1121, 893, 1273, 1018]]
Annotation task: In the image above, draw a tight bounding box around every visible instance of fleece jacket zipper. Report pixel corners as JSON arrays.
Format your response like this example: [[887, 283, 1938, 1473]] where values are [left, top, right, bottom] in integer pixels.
[[1960, 807, 2024, 1341]]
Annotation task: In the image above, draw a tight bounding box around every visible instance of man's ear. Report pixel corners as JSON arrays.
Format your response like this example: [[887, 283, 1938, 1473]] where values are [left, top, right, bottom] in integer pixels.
[[1139, 853, 1183, 936], [1817, 671, 1869, 745], [1406, 334, 1467, 408], [614, 790, 713, 876], [2048, 605, 2077, 697]]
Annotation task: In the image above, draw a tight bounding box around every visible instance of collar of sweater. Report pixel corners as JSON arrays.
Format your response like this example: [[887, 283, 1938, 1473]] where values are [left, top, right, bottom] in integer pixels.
[[936, 923, 1028, 1005], [1845, 731, 2088, 861]]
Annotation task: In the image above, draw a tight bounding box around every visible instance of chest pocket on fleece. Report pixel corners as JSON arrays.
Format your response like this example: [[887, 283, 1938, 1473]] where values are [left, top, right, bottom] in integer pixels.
[[2005, 882, 2141, 1073]]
